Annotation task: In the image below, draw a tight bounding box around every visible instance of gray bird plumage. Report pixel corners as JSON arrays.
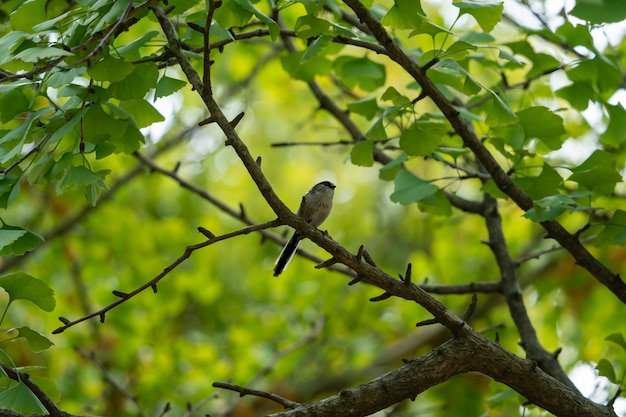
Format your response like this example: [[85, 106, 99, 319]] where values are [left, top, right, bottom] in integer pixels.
[[273, 181, 336, 276]]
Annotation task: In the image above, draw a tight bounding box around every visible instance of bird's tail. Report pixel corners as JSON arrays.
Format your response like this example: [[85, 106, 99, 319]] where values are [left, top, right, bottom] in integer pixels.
[[273, 233, 301, 276]]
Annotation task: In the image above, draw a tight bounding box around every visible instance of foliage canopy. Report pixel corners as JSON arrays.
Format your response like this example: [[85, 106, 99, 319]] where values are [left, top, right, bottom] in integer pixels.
[[0, 0, 626, 416]]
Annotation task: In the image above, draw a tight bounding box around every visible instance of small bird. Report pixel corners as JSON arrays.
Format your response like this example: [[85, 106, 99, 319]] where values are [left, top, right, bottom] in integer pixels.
[[273, 181, 336, 276]]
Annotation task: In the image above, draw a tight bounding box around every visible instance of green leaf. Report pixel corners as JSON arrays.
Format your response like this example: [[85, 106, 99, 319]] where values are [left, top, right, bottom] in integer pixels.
[[517, 106, 566, 150], [605, 333, 626, 353], [596, 359, 617, 384], [108, 63, 159, 100], [568, 150, 622, 196], [12, 47, 73, 63], [485, 90, 518, 127], [0, 87, 31, 123], [119, 100, 165, 128], [234, 0, 280, 39], [454, 1, 503, 33], [88, 56, 134, 82], [0, 223, 44, 256], [59, 166, 107, 192], [567, 57, 622, 94], [295, 14, 331, 39], [441, 40, 477, 60], [301, 35, 336, 62], [379, 153, 408, 181], [365, 117, 387, 140], [399, 122, 445, 156], [596, 210, 626, 246], [155, 76, 187, 99], [523, 194, 575, 222], [0, 381, 47, 415], [9, 0, 47, 33], [280, 51, 332, 82], [600, 103, 626, 147], [515, 164, 563, 200], [381, 0, 425, 30], [571, 0, 626, 24], [213, 0, 253, 28], [334, 56, 386, 92], [14, 327, 54, 352], [390, 170, 439, 205], [347, 97, 379, 120], [555, 82, 594, 111], [381, 87, 411, 106], [418, 189, 452, 216], [0, 272, 56, 312], [350, 140, 374, 167]]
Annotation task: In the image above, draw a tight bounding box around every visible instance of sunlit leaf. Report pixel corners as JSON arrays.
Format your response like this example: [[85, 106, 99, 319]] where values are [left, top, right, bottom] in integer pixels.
[[600, 103, 626, 147], [596, 210, 626, 246], [485, 90, 518, 127], [381, 0, 425, 30], [155, 76, 187, 99], [334, 56, 386, 92], [9, 0, 47, 33], [108, 63, 159, 100], [596, 359, 617, 384], [0, 222, 44, 256], [0, 272, 55, 312], [605, 333, 626, 353], [390, 170, 439, 205], [454, 1, 503, 33], [0, 381, 47, 415], [523, 194, 575, 222], [571, 0, 626, 23], [88, 56, 134, 82], [351, 140, 374, 167], [517, 106, 566, 150], [14, 327, 54, 352], [399, 122, 446, 156], [567, 150, 622, 196]]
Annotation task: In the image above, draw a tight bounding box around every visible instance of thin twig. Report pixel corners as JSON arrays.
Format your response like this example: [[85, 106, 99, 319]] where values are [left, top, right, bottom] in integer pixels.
[[52, 219, 282, 334], [212, 381, 300, 410]]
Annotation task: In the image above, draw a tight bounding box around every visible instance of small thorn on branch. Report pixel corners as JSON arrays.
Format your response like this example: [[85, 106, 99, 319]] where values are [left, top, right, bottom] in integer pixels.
[[422, 57, 439, 71], [229, 112, 245, 128], [347, 275, 363, 286], [495, 332, 500, 344], [363, 249, 377, 267], [112, 290, 130, 299], [574, 223, 590, 239], [99, 313, 106, 323], [315, 257, 337, 269], [239, 203, 246, 218], [198, 227, 216, 239], [461, 293, 478, 322], [369, 292, 392, 302], [151, 284, 158, 293], [59, 316, 70, 325], [399, 263, 412, 284], [416, 318, 439, 327], [199, 115, 217, 126], [256, 156, 262, 166], [173, 161, 181, 174], [411, 91, 428, 104], [356, 245, 365, 261], [552, 347, 562, 359], [187, 22, 206, 34]]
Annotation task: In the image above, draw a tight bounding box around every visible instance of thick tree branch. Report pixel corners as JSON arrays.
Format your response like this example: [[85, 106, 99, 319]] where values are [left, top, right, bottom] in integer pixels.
[[269, 332, 616, 417]]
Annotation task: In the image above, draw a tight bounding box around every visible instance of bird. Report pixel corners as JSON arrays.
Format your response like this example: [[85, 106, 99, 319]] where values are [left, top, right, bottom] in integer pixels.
[[273, 181, 336, 276]]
